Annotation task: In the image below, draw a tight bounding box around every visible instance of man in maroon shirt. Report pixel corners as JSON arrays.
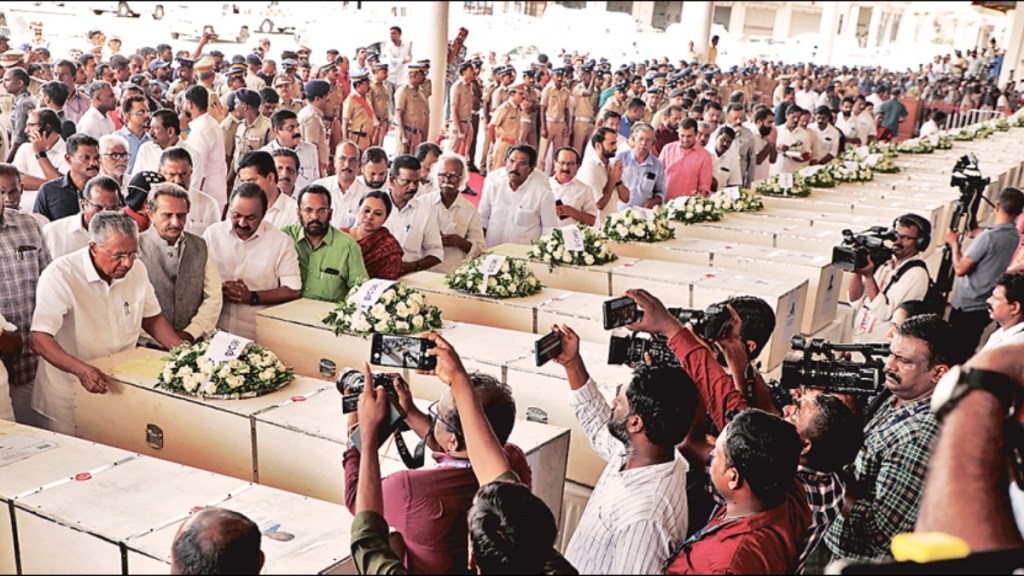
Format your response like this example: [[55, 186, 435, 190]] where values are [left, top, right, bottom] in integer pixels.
[[343, 372, 532, 574], [652, 105, 682, 156]]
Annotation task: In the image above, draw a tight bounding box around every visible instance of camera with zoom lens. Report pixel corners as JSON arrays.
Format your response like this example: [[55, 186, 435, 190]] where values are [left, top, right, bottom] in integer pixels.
[[950, 153, 990, 192], [778, 335, 889, 395], [607, 305, 733, 366], [832, 227, 897, 272], [336, 368, 408, 452]]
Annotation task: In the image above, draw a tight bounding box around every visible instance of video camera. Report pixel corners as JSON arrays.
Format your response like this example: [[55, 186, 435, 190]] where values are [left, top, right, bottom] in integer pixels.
[[778, 335, 890, 395], [831, 227, 897, 272], [936, 154, 992, 300], [608, 304, 732, 366]]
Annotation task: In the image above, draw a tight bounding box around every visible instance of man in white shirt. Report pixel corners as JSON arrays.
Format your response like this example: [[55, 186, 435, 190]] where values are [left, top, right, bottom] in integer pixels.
[[382, 154, 443, 275], [130, 109, 203, 190], [809, 106, 841, 165], [849, 214, 932, 342], [384, 26, 413, 87], [578, 127, 627, 222], [183, 85, 229, 209], [138, 183, 222, 343], [856, 97, 877, 145], [75, 80, 117, 139], [312, 141, 368, 229], [13, 109, 68, 191], [706, 126, 741, 189], [260, 109, 321, 192], [202, 182, 301, 340], [771, 105, 812, 176], [834, 96, 862, 146], [31, 211, 184, 434], [918, 111, 946, 139], [550, 324, 692, 574], [426, 152, 485, 273], [360, 146, 389, 191], [746, 108, 777, 184], [236, 150, 298, 229], [794, 79, 818, 114], [42, 175, 121, 258], [981, 272, 1024, 351], [549, 147, 597, 226], [157, 147, 221, 237], [479, 144, 559, 247]]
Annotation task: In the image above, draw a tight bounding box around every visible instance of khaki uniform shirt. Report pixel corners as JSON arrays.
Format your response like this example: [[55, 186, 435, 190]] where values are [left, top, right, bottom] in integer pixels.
[[279, 99, 304, 115], [490, 84, 510, 112], [369, 81, 392, 123], [219, 114, 240, 163], [572, 83, 598, 119], [343, 93, 376, 138], [449, 78, 474, 124], [397, 84, 429, 131], [598, 96, 626, 118], [325, 84, 346, 121], [232, 114, 273, 168], [297, 104, 328, 167], [541, 85, 571, 122], [490, 99, 522, 141]]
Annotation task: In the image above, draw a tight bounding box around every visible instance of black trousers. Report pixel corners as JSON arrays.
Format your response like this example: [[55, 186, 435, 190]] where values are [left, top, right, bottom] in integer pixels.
[[948, 307, 992, 363]]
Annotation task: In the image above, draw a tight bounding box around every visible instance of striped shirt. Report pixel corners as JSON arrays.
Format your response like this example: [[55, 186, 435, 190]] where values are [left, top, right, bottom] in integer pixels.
[[565, 379, 689, 574]]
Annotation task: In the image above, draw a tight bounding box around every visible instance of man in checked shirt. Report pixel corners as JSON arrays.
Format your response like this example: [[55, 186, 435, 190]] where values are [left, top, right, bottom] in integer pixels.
[[626, 289, 863, 573]]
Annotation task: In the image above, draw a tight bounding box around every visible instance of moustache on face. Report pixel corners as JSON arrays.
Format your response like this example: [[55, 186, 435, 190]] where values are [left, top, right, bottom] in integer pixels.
[[885, 371, 901, 385]]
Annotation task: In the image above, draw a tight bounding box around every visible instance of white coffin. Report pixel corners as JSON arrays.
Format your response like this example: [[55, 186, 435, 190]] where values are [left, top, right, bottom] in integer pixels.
[[491, 243, 635, 296], [675, 218, 780, 246], [604, 237, 719, 266], [123, 484, 353, 574], [81, 348, 332, 482], [536, 291, 683, 346], [608, 259, 721, 307]]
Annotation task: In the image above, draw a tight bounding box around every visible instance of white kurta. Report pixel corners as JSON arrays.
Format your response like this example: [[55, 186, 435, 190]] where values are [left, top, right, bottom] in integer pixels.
[[479, 168, 559, 248]]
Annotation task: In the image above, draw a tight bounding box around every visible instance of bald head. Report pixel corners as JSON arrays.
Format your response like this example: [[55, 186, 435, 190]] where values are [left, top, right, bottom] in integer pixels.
[[171, 508, 264, 575]]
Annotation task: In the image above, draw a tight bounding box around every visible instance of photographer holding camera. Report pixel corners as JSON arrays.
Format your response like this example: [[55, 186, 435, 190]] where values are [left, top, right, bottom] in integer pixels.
[[349, 334, 574, 575], [342, 365, 533, 573], [548, 322, 696, 574], [626, 289, 863, 573], [848, 214, 933, 343]]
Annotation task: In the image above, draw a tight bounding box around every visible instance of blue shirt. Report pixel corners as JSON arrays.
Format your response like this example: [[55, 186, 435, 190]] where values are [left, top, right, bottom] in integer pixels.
[[952, 222, 1020, 311], [619, 115, 633, 138], [615, 148, 666, 209], [114, 127, 152, 173]]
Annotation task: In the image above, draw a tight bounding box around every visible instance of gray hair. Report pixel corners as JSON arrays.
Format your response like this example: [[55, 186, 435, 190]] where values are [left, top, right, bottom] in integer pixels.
[[432, 152, 469, 191], [147, 182, 191, 212], [89, 211, 138, 245], [630, 122, 655, 138], [697, 121, 714, 133], [88, 80, 112, 98], [99, 133, 130, 154]]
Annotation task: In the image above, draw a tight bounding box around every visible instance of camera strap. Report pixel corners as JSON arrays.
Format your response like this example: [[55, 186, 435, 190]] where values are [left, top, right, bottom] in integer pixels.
[[392, 430, 426, 469], [882, 259, 929, 299]]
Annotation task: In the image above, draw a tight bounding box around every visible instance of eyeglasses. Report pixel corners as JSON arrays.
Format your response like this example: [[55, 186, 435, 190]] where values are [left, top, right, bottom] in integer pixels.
[[96, 246, 138, 262], [437, 172, 462, 181], [127, 110, 149, 117], [428, 400, 462, 438], [301, 207, 331, 217], [103, 152, 130, 161]]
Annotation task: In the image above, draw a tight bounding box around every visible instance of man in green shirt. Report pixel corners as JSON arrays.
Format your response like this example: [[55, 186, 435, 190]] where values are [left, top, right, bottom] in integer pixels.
[[348, 335, 575, 575], [875, 87, 907, 141], [283, 184, 367, 302]]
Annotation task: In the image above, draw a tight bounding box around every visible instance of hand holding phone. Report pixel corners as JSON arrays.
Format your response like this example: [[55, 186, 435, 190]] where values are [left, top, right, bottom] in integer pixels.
[[603, 296, 643, 330], [371, 334, 438, 371], [535, 330, 563, 367]]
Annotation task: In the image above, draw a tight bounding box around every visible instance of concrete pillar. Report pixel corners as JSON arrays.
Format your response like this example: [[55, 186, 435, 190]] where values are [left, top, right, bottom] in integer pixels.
[[844, 4, 860, 39], [588, 1, 608, 11], [817, 1, 840, 66], [1000, 8, 1024, 85], [896, 8, 918, 45], [632, 1, 654, 27], [727, 2, 746, 35], [772, 2, 793, 40], [682, 1, 714, 61], [953, 18, 968, 49], [423, 1, 449, 141], [866, 6, 882, 48]]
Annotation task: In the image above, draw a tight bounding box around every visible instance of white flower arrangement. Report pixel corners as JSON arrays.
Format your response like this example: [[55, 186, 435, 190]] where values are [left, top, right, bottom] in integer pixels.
[[996, 117, 1010, 132], [975, 123, 995, 139], [445, 255, 542, 298], [830, 161, 874, 183], [953, 128, 975, 141], [322, 279, 443, 336], [708, 188, 764, 213], [934, 134, 953, 150], [156, 338, 294, 399], [870, 155, 901, 173], [754, 173, 812, 197], [895, 139, 936, 154], [1014, 114, 1024, 128], [804, 166, 837, 188], [867, 140, 899, 158], [526, 224, 617, 270], [601, 207, 676, 243], [665, 196, 726, 224]]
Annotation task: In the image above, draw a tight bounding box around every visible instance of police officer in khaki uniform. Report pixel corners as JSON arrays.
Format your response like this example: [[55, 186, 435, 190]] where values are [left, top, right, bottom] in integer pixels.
[[396, 63, 429, 155], [519, 69, 539, 147], [571, 63, 599, 154], [448, 61, 476, 157], [231, 88, 272, 169], [467, 58, 485, 172], [538, 66, 571, 175], [417, 59, 432, 100], [478, 65, 512, 176], [167, 57, 195, 104], [598, 81, 628, 119], [220, 92, 242, 179], [368, 62, 392, 147], [488, 83, 525, 171], [298, 79, 330, 174], [342, 71, 376, 153], [274, 74, 303, 115]]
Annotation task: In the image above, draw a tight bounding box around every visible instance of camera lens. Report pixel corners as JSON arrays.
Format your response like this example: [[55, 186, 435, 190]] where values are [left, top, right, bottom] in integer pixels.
[[337, 368, 365, 395]]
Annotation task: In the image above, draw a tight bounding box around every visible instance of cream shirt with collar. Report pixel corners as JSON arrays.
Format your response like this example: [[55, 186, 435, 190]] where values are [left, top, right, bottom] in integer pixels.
[[263, 190, 300, 229], [479, 168, 559, 247], [312, 175, 368, 229], [549, 175, 598, 227], [42, 214, 89, 258], [383, 192, 444, 264], [13, 136, 69, 181], [424, 189, 485, 274]]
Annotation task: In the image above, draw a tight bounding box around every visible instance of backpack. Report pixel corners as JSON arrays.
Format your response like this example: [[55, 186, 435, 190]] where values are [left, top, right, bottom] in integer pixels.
[[883, 259, 946, 316]]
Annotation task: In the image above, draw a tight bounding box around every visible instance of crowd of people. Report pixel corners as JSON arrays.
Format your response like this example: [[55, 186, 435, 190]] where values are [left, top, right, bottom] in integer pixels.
[[0, 16, 1023, 575]]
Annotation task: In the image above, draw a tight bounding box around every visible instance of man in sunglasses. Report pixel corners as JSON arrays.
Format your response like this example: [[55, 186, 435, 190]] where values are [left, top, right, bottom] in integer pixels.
[[342, 367, 531, 574]]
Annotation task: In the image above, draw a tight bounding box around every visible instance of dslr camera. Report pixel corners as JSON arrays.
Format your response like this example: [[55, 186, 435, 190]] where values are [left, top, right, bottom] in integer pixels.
[[337, 368, 408, 449], [778, 335, 889, 395], [608, 304, 732, 366], [832, 226, 896, 272]]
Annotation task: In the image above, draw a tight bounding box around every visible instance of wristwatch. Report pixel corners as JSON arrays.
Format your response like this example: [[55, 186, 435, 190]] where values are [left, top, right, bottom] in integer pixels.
[[931, 365, 1018, 422], [35, 151, 47, 159], [249, 291, 261, 306]]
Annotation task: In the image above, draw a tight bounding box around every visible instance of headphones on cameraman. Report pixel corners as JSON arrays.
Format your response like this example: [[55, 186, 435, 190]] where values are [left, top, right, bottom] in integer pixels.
[[893, 213, 931, 252]]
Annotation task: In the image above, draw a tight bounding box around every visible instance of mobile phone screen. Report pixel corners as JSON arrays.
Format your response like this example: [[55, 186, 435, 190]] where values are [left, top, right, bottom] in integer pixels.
[[535, 331, 562, 367], [371, 334, 436, 370], [603, 296, 641, 330]]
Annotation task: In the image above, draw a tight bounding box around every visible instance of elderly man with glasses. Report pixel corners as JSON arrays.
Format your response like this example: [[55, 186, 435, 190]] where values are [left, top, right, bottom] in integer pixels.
[[342, 368, 532, 574], [381, 154, 443, 276], [31, 211, 183, 435], [424, 152, 484, 273], [616, 122, 666, 210]]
